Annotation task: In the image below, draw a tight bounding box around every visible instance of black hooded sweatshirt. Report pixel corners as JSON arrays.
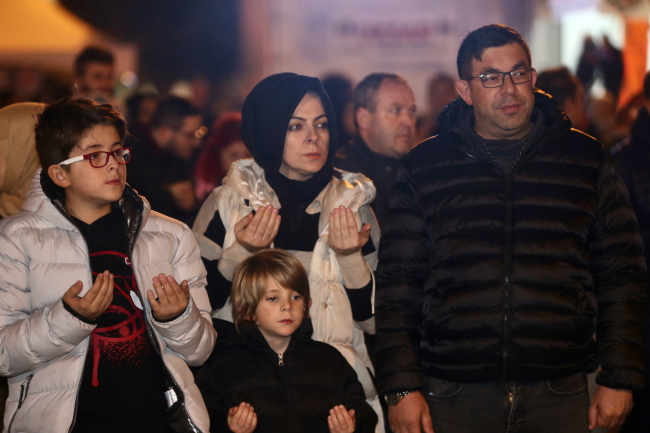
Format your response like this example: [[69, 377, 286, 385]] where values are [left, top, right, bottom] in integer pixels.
[[196, 319, 377, 433], [199, 73, 375, 323]]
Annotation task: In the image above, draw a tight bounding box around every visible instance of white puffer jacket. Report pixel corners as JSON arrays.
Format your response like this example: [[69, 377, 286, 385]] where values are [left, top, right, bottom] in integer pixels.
[[0, 173, 216, 433], [193, 159, 384, 431]]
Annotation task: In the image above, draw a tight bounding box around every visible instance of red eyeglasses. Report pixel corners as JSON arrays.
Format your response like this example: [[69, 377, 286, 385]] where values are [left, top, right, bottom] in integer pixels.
[[58, 148, 132, 168]]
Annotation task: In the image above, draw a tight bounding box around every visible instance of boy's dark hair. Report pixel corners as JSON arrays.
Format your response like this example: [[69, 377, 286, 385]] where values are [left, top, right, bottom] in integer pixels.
[[536, 67, 581, 107], [149, 96, 200, 131], [231, 249, 310, 331], [457, 24, 531, 81], [35, 96, 126, 170], [644, 70, 650, 100], [74, 46, 114, 77]]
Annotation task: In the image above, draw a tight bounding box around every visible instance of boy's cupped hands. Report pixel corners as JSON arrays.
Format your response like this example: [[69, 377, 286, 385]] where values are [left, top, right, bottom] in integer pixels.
[[328, 405, 356, 433], [148, 274, 190, 321], [64, 270, 114, 320], [228, 402, 257, 433]]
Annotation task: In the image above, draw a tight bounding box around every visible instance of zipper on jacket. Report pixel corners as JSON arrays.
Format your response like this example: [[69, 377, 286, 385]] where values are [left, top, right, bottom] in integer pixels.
[[123, 200, 202, 432], [8, 374, 33, 433], [278, 353, 294, 432], [502, 140, 527, 380], [502, 173, 514, 380], [478, 140, 527, 381], [130, 253, 203, 433]]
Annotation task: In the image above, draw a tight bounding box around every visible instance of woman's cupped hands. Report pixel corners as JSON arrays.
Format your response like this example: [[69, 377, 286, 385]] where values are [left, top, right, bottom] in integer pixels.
[[235, 205, 281, 253], [328, 205, 371, 257]]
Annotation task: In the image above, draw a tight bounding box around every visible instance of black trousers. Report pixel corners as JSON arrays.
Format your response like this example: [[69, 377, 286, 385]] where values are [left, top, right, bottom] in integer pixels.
[[423, 372, 590, 433]]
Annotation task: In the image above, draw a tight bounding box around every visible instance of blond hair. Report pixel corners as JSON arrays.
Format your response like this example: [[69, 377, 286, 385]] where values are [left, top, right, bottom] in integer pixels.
[[231, 249, 310, 331]]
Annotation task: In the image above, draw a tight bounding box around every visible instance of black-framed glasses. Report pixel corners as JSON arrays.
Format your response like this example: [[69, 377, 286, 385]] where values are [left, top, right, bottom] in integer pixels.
[[466, 67, 534, 88], [58, 147, 132, 168]]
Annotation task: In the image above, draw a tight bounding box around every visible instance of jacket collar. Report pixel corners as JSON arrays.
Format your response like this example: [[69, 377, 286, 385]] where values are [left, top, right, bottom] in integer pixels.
[[436, 90, 572, 157], [22, 170, 150, 250]]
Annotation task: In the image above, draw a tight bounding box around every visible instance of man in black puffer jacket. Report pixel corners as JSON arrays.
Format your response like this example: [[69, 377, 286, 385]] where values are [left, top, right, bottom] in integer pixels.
[[376, 24, 646, 433]]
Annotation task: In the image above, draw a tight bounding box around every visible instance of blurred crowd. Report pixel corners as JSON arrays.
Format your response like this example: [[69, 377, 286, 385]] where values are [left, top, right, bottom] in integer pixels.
[[0, 37, 648, 229]]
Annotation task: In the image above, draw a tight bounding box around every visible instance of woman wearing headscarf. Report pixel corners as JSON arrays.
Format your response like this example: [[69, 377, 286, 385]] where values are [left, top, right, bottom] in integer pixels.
[[193, 73, 383, 430], [0, 102, 44, 219]]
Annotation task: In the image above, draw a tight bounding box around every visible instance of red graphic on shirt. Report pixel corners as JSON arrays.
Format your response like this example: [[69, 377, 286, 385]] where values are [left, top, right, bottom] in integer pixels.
[[88, 251, 150, 387]]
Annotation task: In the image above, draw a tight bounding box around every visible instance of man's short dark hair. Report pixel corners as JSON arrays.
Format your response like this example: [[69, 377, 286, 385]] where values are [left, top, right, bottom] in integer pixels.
[[149, 96, 200, 131], [644, 71, 650, 100], [353, 73, 408, 115], [535, 67, 581, 107], [74, 47, 114, 77], [456, 24, 532, 80], [35, 97, 126, 170]]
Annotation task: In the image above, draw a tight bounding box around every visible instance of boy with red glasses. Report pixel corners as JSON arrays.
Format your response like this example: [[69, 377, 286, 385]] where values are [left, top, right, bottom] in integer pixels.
[[0, 97, 216, 433]]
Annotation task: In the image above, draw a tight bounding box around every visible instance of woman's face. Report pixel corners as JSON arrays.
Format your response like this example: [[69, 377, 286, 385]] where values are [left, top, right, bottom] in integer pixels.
[[219, 140, 251, 175], [279, 92, 329, 181]]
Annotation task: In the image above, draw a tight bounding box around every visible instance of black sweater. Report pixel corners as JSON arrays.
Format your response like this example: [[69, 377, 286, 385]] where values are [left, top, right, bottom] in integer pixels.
[[196, 319, 377, 433]]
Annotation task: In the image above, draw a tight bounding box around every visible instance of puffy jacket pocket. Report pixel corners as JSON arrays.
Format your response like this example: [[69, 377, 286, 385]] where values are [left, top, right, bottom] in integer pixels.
[[7, 374, 33, 433], [422, 376, 464, 399], [545, 372, 588, 396]]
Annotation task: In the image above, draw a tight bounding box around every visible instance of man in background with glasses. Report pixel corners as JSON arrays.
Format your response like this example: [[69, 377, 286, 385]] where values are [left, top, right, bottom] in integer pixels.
[[376, 24, 645, 433]]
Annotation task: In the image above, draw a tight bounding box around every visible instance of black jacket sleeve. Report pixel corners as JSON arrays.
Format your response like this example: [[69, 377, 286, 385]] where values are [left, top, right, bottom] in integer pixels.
[[590, 151, 647, 390], [195, 353, 232, 432], [336, 351, 378, 432], [375, 160, 431, 395]]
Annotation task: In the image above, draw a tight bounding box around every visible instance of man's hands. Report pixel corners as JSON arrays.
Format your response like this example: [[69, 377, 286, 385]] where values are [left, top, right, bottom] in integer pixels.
[[63, 270, 114, 320], [147, 274, 190, 321], [228, 402, 257, 433], [328, 206, 371, 257], [328, 405, 356, 433], [588, 385, 633, 430], [235, 206, 281, 253], [388, 392, 434, 433]]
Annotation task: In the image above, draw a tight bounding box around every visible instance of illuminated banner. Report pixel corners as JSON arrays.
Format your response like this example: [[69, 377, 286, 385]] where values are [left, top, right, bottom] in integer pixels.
[[262, 0, 506, 107]]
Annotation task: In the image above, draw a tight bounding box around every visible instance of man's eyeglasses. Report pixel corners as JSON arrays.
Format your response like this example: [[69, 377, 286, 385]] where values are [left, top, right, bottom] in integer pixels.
[[58, 148, 132, 168], [466, 67, 534, 88]]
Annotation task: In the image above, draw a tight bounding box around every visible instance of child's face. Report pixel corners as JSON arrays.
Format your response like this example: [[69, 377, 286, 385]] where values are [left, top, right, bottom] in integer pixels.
[[61, 125, 126, 212], [254, 277, 305, 344]]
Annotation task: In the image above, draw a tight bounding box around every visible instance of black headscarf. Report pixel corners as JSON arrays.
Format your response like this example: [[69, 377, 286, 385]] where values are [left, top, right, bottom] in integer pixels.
[[241, 73, 339, 205]]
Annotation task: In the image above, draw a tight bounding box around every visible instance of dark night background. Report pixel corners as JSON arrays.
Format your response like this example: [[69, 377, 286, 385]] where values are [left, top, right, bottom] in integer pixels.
[[60, 0, 241, 89]]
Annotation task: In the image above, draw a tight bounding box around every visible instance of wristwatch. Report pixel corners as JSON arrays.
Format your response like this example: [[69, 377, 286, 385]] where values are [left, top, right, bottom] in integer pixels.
[[384, 390, 414, 406]]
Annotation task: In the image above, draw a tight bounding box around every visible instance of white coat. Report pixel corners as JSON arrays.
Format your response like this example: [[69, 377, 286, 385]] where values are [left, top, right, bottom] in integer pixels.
[[0, 173, 216, 433], [193, 159, 385, 431]]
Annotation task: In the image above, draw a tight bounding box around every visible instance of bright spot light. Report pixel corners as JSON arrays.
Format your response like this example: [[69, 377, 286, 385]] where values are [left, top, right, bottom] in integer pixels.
[[120, 71, 139, 88], [195, 126, 208, 139]]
